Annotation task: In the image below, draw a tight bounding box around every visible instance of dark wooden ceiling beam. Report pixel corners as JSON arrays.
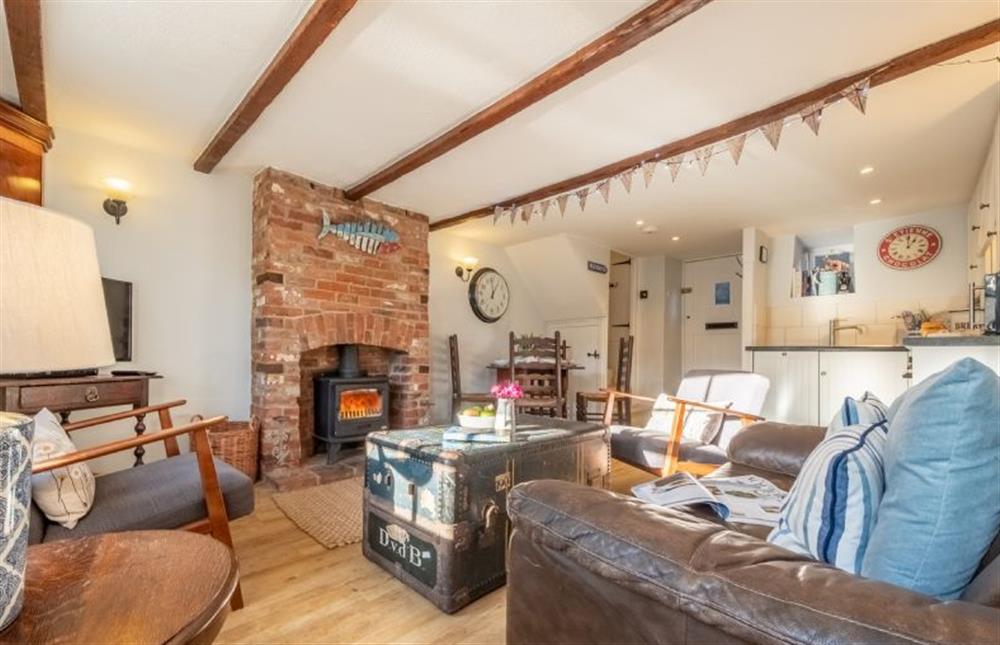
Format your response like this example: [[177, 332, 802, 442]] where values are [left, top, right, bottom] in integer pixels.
[[431, 18, 1000, 232], [3, 0, 47, 123], [193, 0, 357, 173], [345, 0, 713, 201]]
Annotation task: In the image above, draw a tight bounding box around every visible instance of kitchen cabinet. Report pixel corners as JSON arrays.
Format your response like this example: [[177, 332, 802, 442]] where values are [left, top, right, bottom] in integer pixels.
[[969, 121, 999, 280], [751, 348, 911, 426], [818, 351, 910, 422], [752, 350, 819, 426]]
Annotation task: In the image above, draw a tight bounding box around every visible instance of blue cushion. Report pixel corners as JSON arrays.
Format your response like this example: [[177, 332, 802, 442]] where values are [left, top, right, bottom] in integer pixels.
[[862, 358, 1000, 599], [825, 392, 888, 438], [768, 418, 888, 574]]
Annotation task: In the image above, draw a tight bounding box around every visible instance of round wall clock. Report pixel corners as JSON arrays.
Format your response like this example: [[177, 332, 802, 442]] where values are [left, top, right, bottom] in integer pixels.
[[877, 225, 942, 270], [468, 267, 509, 323]]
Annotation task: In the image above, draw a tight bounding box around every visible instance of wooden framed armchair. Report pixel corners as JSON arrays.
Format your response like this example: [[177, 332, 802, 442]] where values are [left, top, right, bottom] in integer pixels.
[[29, 400, 254, 610], [603, 370, 769, 477]]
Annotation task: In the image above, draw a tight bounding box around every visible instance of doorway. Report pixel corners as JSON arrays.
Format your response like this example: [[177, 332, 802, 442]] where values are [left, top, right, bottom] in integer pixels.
[[682, 255, 743, 373], [608, 251, 632, 386], [546, 319, 605, 419]]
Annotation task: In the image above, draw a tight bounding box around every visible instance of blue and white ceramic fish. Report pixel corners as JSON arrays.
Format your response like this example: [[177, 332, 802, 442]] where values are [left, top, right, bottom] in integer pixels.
[[318, 210, 401, 255]]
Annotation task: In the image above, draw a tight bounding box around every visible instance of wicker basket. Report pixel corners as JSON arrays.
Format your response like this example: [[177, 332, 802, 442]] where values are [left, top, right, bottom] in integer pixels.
[[192, 415, 259, 481]]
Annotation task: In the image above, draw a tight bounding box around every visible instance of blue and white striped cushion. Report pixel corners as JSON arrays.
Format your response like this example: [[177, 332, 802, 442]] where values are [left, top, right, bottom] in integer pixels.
[[826, 391, 888, 438], [768, 418, 888, 574]]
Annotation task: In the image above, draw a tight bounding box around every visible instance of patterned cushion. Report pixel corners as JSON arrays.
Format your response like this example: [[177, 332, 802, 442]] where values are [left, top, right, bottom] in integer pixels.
[[30, 408, 95, 529], [768, 414, 888, 574], [825, 391, 888, 438]]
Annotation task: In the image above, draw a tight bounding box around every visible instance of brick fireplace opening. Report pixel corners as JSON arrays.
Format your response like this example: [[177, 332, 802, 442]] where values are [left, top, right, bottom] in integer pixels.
[[251, 168, 430, 488]]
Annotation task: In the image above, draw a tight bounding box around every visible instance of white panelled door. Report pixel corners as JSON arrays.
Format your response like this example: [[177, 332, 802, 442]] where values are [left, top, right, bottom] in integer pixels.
[[547, 319, 605, 419], [682, 256, 743, 374]]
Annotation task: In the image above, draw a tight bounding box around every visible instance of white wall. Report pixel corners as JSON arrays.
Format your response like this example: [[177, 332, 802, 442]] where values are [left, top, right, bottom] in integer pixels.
[[741, 227, 772, 368], [428, 230, 545, 424], [762, 206, 967, 346], [43, 127, 253, 472], [505, 234, 610, 321], [632, 256, 665, 397], [663, 257, 683, 394]]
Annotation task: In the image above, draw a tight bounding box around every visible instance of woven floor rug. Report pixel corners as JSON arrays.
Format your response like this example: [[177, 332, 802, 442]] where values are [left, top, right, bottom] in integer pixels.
[[272, 476, 363, 549]]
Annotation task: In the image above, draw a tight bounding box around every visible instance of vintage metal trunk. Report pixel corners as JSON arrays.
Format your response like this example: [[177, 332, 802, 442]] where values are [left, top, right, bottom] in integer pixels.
[[362, 415, 609, 613]]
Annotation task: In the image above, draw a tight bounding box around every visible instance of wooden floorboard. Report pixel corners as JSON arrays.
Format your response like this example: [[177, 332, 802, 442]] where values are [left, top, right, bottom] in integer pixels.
[[218, 459, 654, 643]]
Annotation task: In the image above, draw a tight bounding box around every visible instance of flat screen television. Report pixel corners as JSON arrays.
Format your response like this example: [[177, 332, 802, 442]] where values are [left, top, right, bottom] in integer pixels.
[[102, 278, 132, 362]]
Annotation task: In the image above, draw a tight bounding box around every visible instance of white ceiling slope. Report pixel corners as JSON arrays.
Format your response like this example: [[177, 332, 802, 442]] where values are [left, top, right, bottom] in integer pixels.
[[24, 0, 1000, 258]]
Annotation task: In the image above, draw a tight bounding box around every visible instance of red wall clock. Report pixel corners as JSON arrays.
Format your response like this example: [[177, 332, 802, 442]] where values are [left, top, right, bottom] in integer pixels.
[[877, 225, 942, 270]]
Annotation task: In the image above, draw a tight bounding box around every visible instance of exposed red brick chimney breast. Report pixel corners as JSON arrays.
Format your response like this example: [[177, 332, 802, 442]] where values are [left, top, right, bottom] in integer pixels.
[[251, 168, 429, 483]]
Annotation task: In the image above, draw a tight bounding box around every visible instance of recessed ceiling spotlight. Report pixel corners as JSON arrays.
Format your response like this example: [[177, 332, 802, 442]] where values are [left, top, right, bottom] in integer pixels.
[[641, 225, 659, 234], [635, 220, 644, 226], [859, 166, 875, 175], [869, 198, 882, 205], [671, 235, 681, 241]]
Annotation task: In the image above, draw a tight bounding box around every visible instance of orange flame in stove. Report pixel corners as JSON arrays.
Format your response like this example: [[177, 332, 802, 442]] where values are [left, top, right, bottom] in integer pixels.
[[339, 388, 382, 420]]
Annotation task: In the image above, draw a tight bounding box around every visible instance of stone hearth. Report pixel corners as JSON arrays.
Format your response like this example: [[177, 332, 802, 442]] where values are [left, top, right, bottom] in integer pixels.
[[251, 168, 430, 489]]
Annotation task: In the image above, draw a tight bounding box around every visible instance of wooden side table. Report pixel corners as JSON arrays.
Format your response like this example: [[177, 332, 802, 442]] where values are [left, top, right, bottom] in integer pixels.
[[0, 373, 160, 465], [0, 531, 238, 644]]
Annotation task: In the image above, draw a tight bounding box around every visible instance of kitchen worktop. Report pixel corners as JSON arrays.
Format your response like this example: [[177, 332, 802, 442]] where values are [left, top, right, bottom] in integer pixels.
[[746, 345, 909, 352], [902, 335, 1000, 347]]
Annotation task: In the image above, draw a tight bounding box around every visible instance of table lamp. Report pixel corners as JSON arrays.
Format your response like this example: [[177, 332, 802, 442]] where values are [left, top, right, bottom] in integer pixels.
[[0, 196, 115, 376]]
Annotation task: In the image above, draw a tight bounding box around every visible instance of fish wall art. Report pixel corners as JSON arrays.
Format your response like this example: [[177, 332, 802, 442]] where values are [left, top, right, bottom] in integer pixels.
[[318, 210, 401, 255]]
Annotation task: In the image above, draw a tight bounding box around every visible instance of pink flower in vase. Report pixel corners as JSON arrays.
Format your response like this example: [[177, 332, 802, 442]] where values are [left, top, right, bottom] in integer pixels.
[[490, 380, 523, 400]]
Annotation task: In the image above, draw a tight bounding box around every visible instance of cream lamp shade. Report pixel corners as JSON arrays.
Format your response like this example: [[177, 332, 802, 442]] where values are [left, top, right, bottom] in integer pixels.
[[0, 197, 115, 374]]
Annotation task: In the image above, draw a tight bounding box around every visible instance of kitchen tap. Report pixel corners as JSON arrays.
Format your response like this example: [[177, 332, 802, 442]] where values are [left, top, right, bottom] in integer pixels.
[[829, 318, 864, 347]]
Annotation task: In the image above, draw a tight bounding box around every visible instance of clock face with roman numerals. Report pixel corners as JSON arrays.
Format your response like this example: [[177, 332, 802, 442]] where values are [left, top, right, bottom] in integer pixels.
[[469, 268, 509, 323]]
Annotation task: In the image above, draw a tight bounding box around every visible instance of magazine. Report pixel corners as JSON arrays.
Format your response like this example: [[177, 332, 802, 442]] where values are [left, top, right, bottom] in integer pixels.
[[631, 472, 786, 527]]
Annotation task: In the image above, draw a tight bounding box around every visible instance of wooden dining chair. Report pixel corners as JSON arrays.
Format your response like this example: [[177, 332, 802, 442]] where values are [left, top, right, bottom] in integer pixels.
[[576, 335, 634, 425], [509, 331, 564, 417], [449, 334, 494, 417]]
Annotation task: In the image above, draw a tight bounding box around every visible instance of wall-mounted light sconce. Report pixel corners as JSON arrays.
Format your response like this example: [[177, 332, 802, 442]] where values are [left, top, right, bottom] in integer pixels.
[[454, 256, 479, 282], [102, 177, 132, 225]]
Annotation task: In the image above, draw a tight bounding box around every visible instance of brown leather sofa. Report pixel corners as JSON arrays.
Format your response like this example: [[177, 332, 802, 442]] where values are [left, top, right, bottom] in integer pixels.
[[506, 422, 1000, 644]]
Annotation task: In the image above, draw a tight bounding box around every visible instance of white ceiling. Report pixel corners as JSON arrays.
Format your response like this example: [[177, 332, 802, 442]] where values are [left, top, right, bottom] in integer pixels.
[[8, 0, 1000, 257]]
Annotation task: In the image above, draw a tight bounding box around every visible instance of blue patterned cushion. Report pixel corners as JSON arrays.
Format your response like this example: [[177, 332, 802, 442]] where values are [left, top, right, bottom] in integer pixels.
[[862, 358, 1000, 599], [769, 416, 888, 574], [826, 392, 888, 438]]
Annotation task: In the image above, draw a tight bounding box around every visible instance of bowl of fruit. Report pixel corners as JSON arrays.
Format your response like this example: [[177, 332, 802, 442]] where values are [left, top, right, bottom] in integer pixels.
[[457, 404, 496, 429]]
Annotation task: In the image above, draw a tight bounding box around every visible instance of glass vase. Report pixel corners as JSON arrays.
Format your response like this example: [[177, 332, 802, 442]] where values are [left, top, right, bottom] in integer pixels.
[[494, 398, 517, 440]]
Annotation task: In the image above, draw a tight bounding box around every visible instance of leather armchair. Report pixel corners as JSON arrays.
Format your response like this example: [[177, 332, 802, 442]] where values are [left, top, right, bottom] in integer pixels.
[[506, 422, 1000, 644]]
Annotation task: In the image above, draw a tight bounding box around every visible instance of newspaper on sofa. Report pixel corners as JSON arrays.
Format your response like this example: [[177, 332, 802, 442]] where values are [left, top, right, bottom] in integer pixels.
[[631, 472, 786, 527]]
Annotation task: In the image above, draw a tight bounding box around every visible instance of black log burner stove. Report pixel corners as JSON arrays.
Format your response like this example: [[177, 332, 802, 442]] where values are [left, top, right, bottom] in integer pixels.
[[314, 344, 389, 464]]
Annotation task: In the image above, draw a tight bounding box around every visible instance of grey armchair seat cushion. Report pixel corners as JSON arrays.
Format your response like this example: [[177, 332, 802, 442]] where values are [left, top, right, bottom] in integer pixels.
[[610, 426, 727, 472], [39, 453, 254, 543]]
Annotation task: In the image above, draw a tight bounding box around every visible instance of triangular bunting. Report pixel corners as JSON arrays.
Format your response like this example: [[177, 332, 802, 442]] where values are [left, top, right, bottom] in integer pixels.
[[557, 194, 569, 217], [575, 188, 589, 211], [800, 101, 824, 135], [694, 145, 713, 175], [618, 169, 634, 194], [521, 204, 533, 223], [642, 161, 656, 188], [761, 120, 784, 151], [726, 133, 747, 164], [665, 155, 684, 182], [492, 206, 505, 225], [597, 180, 611, 204], [510, 206, 520, 225], [539, 199, 551, 219], [843, 78, 870, 114]]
